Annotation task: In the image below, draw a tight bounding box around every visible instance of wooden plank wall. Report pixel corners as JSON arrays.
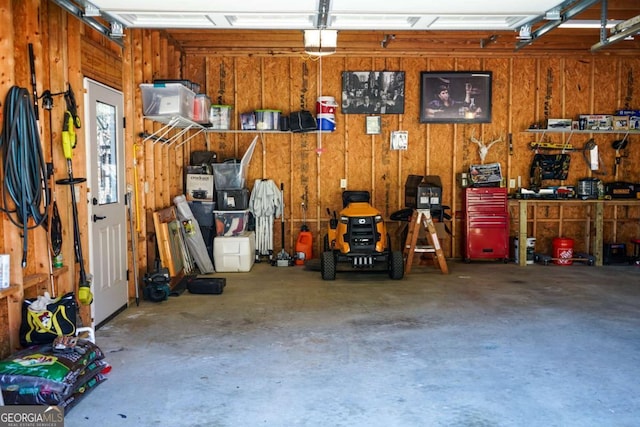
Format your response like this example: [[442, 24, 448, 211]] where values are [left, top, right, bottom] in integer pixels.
[[0, 1, 129, 357], [175, 52, 640, 258]]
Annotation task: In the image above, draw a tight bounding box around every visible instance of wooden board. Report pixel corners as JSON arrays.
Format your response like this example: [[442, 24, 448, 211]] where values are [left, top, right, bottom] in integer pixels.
[[152, 207, 184, 277]]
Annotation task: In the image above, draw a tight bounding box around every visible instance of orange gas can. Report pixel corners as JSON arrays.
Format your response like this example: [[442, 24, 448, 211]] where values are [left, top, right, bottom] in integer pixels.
[[295, 228, 313, 265]]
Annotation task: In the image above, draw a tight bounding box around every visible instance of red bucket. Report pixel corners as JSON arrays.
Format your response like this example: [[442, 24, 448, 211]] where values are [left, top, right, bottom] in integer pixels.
[[552, 237, 574, 265]]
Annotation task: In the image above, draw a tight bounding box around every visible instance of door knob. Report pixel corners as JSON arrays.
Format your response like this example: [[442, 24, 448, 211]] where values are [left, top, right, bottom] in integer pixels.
[[93, 215, 106, 222]]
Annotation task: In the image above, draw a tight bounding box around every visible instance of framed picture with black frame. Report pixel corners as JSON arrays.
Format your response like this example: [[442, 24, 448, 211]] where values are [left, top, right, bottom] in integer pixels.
[[419, 71, 492, 123], [342, 71, 405, 114]]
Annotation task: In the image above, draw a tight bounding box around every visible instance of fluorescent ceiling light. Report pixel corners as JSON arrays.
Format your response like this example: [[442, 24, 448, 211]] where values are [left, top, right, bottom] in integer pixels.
[[304, 29, 337, 56], [331, 15, 418, 29], [559, 19, 622, 29]]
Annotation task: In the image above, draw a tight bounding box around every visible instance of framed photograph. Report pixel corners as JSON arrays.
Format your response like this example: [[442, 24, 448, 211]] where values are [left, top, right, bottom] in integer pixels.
[[390, 131, 408, 150], [365, 116, 382, 134], [419, 71, 492, 123], [342, 71, 405, 114]]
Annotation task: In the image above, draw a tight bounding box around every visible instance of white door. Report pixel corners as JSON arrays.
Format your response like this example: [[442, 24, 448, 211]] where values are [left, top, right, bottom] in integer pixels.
[[84, 78, 128, 328]]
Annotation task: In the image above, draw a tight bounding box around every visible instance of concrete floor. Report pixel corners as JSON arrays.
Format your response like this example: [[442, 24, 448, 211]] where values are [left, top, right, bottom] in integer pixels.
[[64, 260, 640, 427]]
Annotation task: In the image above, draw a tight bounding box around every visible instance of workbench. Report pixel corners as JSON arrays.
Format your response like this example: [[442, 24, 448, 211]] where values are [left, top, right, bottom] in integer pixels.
[[508, 199, 640, 267]]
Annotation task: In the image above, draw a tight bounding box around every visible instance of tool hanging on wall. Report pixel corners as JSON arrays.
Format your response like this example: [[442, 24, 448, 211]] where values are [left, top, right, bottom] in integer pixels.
[[581, 138, 606, 176], [612, 138, 629, 177], [126, 191, 141, 306], [55, 85, 93, 305], [28, 43, 60, 296], [0, 44, 49, 268], [39, 83, 74, 294]]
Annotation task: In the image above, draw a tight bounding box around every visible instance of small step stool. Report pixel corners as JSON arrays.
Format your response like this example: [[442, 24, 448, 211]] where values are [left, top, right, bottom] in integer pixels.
[[403, 209, 448, 274]]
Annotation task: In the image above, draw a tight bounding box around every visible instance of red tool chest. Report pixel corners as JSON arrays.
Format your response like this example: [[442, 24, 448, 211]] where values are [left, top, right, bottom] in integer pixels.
[[463, 187, 509, 262]]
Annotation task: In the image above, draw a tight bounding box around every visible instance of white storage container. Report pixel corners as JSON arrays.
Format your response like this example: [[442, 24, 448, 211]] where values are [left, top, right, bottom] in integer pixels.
[[210, 105, 233, 129], [213, 231, 256, 272], [140, 83, 196, 119]]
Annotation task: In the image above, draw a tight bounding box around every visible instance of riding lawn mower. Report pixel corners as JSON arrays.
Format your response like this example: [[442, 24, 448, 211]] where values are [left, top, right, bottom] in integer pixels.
[[321, 191, 404, 280]]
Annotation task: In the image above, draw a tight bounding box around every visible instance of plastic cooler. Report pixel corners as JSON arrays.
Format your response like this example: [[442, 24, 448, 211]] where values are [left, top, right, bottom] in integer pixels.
[[316, 96, 338, 114], [317, 113, 335, 131], [213, 231, 256, 272]]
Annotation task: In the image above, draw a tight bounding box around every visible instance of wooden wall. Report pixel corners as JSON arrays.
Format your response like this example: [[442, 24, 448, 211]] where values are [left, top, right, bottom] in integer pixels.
[[172, 53, 640, 259], [0, 1, 639, 358]]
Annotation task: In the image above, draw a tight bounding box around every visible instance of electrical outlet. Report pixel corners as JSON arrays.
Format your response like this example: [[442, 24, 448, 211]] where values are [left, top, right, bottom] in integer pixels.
[[340, 179, 347, 189], [509, 178, 516, 189]]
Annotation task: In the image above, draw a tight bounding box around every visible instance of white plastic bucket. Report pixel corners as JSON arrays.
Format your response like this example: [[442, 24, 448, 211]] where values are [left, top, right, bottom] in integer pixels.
[[316, 96, 338, 115], [317, 113, 335, 131]]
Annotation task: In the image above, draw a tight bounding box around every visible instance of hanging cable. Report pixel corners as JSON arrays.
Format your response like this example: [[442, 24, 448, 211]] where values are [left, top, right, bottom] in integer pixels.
[[0, 86, 49, 268]]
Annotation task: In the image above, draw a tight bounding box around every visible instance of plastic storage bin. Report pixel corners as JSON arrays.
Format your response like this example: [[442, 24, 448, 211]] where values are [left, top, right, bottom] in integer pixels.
[[188, 201, 216, 227], [210, 105, 233, 129], [255, 109, 281, 130], [140, 83, 196, 119], [214, 209, 250, 237], [213, 231, 256, 272], [211, 136, 257, 189], [193, 94, 211, 124]]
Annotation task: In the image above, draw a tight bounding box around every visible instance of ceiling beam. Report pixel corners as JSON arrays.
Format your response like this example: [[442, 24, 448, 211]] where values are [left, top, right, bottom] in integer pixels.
[[515, 0, 601, 51], [591, 17, 640, 51]]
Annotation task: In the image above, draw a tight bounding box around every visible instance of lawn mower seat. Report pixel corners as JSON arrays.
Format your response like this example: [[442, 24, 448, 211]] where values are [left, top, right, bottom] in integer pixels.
[[342, 190, 370, 208]]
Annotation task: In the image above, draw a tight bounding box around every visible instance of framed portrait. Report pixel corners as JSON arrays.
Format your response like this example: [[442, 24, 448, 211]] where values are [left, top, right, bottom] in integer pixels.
[[342, 71, 405, 114], [365, 116, 382, 134], [419, 71, 492, 123]]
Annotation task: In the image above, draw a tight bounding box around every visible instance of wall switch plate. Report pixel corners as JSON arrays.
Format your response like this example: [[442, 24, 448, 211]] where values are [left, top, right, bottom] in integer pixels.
[[509, 178, 516, 188], [340, 179, 347, 189]]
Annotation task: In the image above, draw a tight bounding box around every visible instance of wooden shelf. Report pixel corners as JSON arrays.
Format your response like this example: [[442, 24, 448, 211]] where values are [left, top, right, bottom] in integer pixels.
[[526, 129, 640, 135], [0, 284, 21, 300], [509, 199, 640, 267]]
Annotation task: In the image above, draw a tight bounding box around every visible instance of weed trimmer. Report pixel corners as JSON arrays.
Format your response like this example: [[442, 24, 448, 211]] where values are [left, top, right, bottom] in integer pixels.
[[55, 87, 93, 305], [274, 182, 292, 267]]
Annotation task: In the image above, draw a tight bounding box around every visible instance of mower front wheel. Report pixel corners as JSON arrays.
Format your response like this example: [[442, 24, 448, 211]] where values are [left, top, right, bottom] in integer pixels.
[[321, 251, 336, 280], [389, 251, 405, 280]]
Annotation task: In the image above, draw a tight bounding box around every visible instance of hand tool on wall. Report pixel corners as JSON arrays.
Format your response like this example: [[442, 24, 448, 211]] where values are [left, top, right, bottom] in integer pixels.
[[127, 191, 141, 306], [612, 138, 628, 178], [55, 86, 93, 305]]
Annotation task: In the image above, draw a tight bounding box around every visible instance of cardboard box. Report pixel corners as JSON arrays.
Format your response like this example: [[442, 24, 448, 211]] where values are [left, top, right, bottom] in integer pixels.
[[186, 174, 215, 201], [547, 118, 572, 130], [613, 116, 629, 130], [615, 109, 640, 116], [579, 114, 613, 130]]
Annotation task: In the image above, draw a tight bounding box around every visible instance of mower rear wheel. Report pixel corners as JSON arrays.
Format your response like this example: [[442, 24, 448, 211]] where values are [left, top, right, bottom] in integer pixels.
[[321, 251, 336, 280], [389, 251, 405, 280]]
